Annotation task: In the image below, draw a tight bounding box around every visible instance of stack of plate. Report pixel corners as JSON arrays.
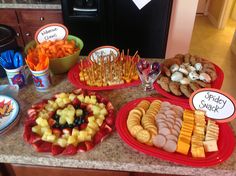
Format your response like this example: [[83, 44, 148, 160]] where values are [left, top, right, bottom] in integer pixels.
[[0, 95, 20, 135]]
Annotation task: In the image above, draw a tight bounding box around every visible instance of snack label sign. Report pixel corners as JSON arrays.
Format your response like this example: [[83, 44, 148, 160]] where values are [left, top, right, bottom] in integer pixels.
[[35, 23, 68, 44], [190, 88, 236, 123]]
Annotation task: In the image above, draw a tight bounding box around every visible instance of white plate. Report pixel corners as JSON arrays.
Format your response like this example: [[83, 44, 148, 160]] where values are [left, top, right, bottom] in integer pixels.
[[0, 95, 20, 132]]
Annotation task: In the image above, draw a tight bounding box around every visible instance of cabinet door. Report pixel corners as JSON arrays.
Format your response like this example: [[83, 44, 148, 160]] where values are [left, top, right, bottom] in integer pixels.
[[17, 10, 63, 26], [11, 25, 24, 47], [0, 9, 18, 25], [20, 26, 39, 45]]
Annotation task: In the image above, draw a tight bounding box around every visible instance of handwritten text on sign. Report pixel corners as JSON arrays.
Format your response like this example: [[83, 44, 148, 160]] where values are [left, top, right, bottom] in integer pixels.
[[190, 88, 236, 123], [35, 23, 68, 44]]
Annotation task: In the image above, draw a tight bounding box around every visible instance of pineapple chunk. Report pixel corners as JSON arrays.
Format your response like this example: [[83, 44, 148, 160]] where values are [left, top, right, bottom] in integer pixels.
[[92, 105, 101, 115], [59, 116, 67, 125], [84, 96, 91, 103], [32, 125, 42, 135], [36, 117, 49, 127], [75, 109, 83, 117], [85, 127, 96, 136], [57, 100, 65, 108], [90, 95, 97, 104], [66, 116, 74, 125], [88, 116, 95, 122], [77, 131, 87, 142], [44, 128, 52, 136], [100, 108, 108, 116], [69, 93, 77, 101], [77, 94, 84, 102], [41, 126, 50, 134], [98, 103, 105, 108], [88, 121, 99, 131], [67, 135, 78, 146], [46, 134, 57, 143], [59, 92, 68, 99], [96, 118, 104, 126], [63, 97, 71, 105], [97, 114, 105, 120], [84, 135, 92, 141], [44, 104, 54, 112], [72, 128, 80, 137], [57, 138, 67, 147]]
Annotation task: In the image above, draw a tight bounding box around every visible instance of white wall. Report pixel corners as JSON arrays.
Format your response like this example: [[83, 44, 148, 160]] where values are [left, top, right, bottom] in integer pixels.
[[165, 0, 199, 58]]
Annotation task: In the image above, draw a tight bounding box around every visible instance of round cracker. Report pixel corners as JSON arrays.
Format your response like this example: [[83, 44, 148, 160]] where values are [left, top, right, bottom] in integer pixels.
[[136, 129, 151, 143]]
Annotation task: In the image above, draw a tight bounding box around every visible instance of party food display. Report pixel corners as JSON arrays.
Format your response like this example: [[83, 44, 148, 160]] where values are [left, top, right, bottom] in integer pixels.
[[157, 54, 219, 98], [23, 89, 115, 155], [126, 99, 219, 157], [78, 50, 139, 87]]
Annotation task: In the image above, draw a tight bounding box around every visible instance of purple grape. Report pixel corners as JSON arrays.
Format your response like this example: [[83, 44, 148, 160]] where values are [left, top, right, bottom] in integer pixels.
[[151, 62, 160, 71], [140, 59, 149, 69], [137, 62, 143, 73]]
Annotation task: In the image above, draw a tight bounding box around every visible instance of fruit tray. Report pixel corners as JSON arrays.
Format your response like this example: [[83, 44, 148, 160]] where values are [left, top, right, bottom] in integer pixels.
[[154, 62, 224, 103], [116, 97, 235, 167], [68, 62, 141, 91], [23, 89, 115, 155]]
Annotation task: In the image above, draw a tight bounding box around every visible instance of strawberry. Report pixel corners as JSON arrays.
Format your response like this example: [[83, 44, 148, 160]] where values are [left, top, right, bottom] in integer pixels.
[[95, 94, 102, 102], [86, 104, 93, 113], [33, 140, 52, 152], [103, 124, 113, 134], [78, 142, 86, 152], [27, 108, 37, 117], [48, 111, 56, 118], [29, 133, 41, 144], [79, 123, 87, 130], [80, 102, 87, 109], [106, 102, 114, 111], [62, 144, 78, 155], [23, 126, 32, 142], [62, 128, 72, 135], [85, 141, 94, 151], [24, 117, 36, 127], [52, 128, 62, 138], [93, 130, 106, 144], [87, 91, 96, 96], [48, 118, 56, 126], [51, 145, 64, 155], [99, 97, 108, 104], [73, 88, 83, 95], [108, 109, 115, 115], [72, 97, 81, 106], [32, 101, 46, 110], [105, 113, 115, 126]]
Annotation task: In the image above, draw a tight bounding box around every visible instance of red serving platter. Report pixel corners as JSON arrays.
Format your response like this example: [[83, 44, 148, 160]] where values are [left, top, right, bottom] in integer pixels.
[[68, 62, 141, 91], [116, 97, 235, 167], [153, 63, 224, 103]]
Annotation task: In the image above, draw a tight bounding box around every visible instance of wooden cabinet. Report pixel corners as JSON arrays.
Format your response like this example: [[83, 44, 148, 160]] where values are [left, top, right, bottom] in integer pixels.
[[0, 9, 63, 48], [2, 164, 182, 176]]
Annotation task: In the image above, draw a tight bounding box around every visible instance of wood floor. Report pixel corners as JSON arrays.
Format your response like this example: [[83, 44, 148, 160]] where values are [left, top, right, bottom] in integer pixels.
[[190, 16, 236, 98]]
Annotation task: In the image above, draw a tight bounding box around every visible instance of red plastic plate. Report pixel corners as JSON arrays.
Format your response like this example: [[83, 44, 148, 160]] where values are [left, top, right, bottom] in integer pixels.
[[68, 62, 141, 91], [153, 63, 224, 103], [116, 97, 235, 167]]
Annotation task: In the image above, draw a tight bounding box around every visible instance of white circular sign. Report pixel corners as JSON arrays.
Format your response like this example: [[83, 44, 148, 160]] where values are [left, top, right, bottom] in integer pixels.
[[35, 23, 68, 43], [190, 88, 236, 123]]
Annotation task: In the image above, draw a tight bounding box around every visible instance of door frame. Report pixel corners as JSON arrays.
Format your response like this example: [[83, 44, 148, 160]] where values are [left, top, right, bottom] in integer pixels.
[[208, 0, 234, 29]]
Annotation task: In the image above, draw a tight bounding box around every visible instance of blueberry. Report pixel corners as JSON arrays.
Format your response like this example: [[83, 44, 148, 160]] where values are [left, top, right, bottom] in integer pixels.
[[68, 124, 74, 128], [53, 114, 60, 120]]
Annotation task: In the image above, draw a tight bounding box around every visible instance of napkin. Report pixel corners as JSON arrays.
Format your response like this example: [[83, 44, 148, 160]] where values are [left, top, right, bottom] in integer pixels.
[[132, 0, 151, 10]]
